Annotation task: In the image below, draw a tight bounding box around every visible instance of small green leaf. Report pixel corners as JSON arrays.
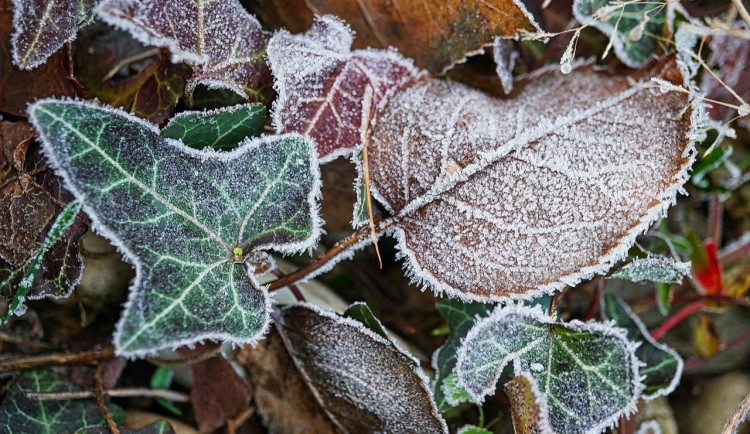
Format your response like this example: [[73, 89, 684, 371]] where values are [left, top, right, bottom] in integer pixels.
[[601, 295, 683, 399], [692, 144, 733, 189], [1, 200, 82, 324], [456, 305, 642, 434], [609, 256, 691, 284], [149, 366, 182, 415], [29, 99, 322, 356], [457, 425, 492, 434], [573, 0, 668, 68], [343, 302, 387, 338], [160, 104, 266, 150], [432, 300, 494, 410], [656, 282, 673, 315], [0, 369, 119, 433]]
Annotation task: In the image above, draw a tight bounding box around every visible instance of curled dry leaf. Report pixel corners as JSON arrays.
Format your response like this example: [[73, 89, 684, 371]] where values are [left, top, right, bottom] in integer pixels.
[[254, 0, 540, 73], [267, 15, 423, 162], [10, 0, 95, 70], [95, 0, 272, 104], [273, 303, 448, 434], [189, 356, 252, 433]]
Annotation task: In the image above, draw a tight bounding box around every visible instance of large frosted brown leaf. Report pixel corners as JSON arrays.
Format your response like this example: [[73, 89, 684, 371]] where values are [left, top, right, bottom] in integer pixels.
[[251, 0, 540, 73], [366, 56, 697, 301], [267, 15, 423, 162], [95, 0, 271, 104], [273, 303, 448, 433]]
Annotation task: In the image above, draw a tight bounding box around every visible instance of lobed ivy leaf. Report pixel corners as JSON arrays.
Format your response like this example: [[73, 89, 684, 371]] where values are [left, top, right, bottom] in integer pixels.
[[572, 0, 670, 68], [609, 256, 691, 284], [456, 305, 643, 434], [95, 0, 272, 105], [160, 103, 265, 150], [267, 15, 423, 162], [600, 295, 683, 399], [273, 303, 448, 433], [432, 300, 494, 410], [0, 369, 122, 433], [28, 99, 322, 356], [10, 0, 95, 70], [365, 56, 697, 301]]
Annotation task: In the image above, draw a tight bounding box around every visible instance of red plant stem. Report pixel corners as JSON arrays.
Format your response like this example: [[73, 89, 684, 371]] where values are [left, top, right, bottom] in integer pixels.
[[674, 294, 750, 306], [685, 328, 750, 371], [581, 280, 606, 321], [650, 301, 705, 340], [270, 269, 305, 302]]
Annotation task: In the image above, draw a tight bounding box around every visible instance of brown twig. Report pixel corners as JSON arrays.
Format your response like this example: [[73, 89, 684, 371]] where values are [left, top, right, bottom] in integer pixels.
[[0, 346, 115, 373], [226, 405, 257, 434], [26, 387, 190, 402], [0, 331, 52, 350], [94, 364, 119, 434], [267, 219, 395, 291], [271, 269, 305, 302], [722, 391, 750, 434]]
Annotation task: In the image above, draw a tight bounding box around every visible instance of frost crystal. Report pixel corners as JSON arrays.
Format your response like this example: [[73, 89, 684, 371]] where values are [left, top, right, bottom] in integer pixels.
[[367, 57, 696, 301], [609, 256, 691, 284], [267, 15, 423, 162], [96, 0, 271, 104]]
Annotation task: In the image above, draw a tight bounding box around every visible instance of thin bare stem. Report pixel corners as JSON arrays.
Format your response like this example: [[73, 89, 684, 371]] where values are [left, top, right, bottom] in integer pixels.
[[26, 388, 190, 402], [651, 301, 705, 340], [271, 269, 305, 302], [731, 0, 750, 29], [94, 364, 119, 434], [267, 219, 395, 291], [102, 48, 160, 81], [0, 346, 115, 373]]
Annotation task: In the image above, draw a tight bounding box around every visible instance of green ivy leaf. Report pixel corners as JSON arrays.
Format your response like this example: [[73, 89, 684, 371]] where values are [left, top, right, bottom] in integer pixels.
[[1, 200, 82, 323], [432, 300, 493, 410], [343, 302, 387, 338], [601, 295, 683, 399], [609, 256, 691, 284], [29, 99, 322, 356], [456, 305, 642, 434], [0, 369, 121, 433], [573, 0, 668, 68], [160, 103, 265, 150]]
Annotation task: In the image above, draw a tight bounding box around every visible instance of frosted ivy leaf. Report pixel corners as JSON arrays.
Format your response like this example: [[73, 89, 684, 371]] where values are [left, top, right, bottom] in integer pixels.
[[609, 256, 691, 284], [601, 295, 683, 399], [95, 0, 272, 105], [160, 103, 265, 150], [28, 99, 322, 356], [267, 15, 423, 162], [273, 303, 448, 433], [11, 0, 95, 70], [366, 56, 697, 301], [456, 305, 642, 434], [573, 0, 670, 68]]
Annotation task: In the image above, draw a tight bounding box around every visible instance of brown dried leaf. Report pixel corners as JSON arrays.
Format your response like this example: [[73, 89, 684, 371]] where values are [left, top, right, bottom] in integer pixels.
[[272, 303, 447, 433], [0, 0, 79, 117], [189, 356, 252, 433], [237, 329, 339, 434], [367, 56, 696, 300], [504, 376, 545, 434], [702, 22, 750, 126], [0, 177, 57, 266], [257, 0, 540, 73]]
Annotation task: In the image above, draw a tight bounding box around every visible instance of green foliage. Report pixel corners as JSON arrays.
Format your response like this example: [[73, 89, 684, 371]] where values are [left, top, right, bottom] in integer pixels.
[[160, 103, 266, 150], [609, 256, 691, 284], [343, 302, 387, 338], [29, 99, 321, 356], [601, 295, 683, 398], [432, 300, 494, 410], [0, 369, 122, 433], [456, 305, 641, 434]]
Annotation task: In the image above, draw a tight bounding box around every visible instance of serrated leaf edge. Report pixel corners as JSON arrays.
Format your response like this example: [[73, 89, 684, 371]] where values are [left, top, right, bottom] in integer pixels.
[[601, 295, 684, 400], [275, 302, 449, 434], [455, 303, 644, 434], [28, 98, 323, 357]]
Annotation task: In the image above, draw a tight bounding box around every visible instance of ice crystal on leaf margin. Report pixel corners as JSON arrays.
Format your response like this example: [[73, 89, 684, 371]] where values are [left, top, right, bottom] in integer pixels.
[[456, 304, 644, 434], [28, 99, 322, 357], [267, 15, 423, 162], [95, 0, 272, 105]]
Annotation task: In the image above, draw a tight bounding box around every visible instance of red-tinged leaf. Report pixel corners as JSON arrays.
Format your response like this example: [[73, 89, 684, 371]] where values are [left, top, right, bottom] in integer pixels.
[[694, 312, 720, 359], [702, 22, 750, 125], [267, 15, 423, 162], [0, 0, 80, 117], [10, 0, 95, 70], [95, 0, 272, 105], [504, 376, 546, 434], [189, 356, 253, 433], [691, 239, 724, 295], [251, 0, 540, 73], [130, 54, 189, 124]]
